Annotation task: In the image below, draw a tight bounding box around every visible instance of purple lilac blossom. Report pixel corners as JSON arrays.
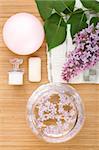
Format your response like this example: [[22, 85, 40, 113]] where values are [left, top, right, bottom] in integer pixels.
[[62, 23, 99, 82]]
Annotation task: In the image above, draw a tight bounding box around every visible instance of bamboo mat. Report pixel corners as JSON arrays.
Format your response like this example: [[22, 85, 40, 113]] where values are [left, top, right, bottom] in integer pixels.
[[0, 0, 99, 150]]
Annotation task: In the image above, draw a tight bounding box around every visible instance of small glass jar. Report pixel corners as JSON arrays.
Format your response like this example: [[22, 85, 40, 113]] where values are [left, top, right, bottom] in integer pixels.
[[8, 58, 24, 85], [27, 83, 85, 143]]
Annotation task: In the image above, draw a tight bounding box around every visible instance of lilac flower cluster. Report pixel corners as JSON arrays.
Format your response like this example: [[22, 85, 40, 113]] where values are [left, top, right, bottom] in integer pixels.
[[62, 23, 99, 82], [35, 93, 77, 135]]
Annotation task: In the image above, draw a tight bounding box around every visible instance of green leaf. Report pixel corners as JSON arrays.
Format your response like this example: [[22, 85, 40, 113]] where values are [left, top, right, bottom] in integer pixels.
[[63, 0, 75, 14], [67, 9, 88, 38], [53, 0, 75, 13], [90, 17, 99, 26], [35, 0, 75, 20], [80, 0, 99, 13], [35, 0, 53, 20], [44, 13, 66, 51]]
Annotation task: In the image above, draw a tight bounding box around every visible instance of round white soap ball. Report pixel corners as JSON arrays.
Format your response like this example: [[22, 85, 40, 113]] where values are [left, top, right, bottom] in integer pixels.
[[3, 13, 45, 55]]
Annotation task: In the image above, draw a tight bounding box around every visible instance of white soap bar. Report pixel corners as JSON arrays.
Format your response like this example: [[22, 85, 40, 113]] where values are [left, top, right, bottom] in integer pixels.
[[8, 71, 23, 85], [28, 57, 41, 82]]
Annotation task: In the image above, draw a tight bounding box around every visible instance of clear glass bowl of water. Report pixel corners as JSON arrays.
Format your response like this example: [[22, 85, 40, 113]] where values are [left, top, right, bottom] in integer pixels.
[[27, 83, 85, 143]]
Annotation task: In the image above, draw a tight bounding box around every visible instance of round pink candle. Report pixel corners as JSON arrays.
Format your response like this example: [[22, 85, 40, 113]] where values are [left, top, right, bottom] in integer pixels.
[[3, 13, 45, 55]]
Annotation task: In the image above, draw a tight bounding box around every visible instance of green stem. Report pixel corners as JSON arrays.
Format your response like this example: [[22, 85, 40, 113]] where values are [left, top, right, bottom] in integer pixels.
[[64, 9, 98, 16]]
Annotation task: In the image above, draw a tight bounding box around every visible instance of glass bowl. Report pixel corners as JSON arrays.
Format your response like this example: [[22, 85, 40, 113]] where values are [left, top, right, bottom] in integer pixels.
[[27, 83, 85, 143]]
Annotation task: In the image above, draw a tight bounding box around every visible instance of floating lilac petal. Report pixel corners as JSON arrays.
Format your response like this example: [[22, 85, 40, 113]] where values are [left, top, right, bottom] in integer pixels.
[[35, 93, 77, 135]]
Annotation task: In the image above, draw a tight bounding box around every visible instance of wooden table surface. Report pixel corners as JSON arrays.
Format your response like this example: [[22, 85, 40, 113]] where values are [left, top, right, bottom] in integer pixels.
[[0, 0, 99, 150]]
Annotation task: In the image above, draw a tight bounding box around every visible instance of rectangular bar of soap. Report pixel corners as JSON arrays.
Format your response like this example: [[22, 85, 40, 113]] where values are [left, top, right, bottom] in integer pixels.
[[28, 57, 41, 82]]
